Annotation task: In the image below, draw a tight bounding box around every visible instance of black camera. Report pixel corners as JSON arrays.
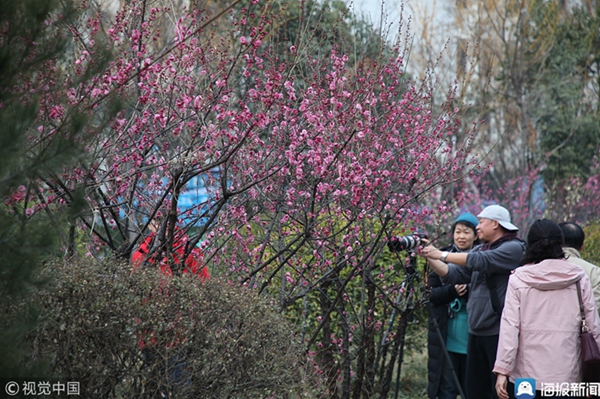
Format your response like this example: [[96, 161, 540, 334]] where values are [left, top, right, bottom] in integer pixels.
[[388, 232, 428, 252]]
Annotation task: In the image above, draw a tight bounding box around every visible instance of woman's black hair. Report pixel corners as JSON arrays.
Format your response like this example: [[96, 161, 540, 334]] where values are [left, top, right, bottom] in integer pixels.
[[522, 219, 565, 264]]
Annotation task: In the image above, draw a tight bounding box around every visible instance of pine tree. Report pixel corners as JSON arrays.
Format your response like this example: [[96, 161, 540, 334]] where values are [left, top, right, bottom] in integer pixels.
[[0, 0, 119, 377]]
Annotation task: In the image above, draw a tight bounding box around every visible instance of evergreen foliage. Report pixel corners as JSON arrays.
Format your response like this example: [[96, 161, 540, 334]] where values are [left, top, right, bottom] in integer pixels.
[[0, 0, 119, 377], [0, 0, 64, 377]]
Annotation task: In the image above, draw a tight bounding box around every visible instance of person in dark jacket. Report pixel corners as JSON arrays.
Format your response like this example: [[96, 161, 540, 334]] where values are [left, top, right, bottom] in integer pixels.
[[422, 205, 526, 399], [427, 213, 480, 399]]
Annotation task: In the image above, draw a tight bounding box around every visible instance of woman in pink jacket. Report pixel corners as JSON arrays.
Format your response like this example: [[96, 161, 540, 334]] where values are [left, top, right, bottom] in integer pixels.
[[494, 219, 600, 399]]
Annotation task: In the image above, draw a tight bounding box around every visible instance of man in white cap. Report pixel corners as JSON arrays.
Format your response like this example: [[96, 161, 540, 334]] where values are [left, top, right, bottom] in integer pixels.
[[423, 204, 526, 399]]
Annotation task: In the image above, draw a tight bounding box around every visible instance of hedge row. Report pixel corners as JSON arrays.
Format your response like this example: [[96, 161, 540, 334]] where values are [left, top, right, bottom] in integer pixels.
[[14, 258, 322, 398]]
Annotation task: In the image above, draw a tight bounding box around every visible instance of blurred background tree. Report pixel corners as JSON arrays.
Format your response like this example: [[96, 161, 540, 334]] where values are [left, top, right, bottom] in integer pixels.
[[399, 0, 600, 225]]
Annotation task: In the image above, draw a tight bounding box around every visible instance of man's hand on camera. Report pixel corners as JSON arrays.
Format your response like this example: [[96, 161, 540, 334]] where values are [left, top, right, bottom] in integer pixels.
[[421, 244, 442, 260]]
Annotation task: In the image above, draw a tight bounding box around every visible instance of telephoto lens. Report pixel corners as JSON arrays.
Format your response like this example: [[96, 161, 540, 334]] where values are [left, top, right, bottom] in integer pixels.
[[387, 233, 428, 252]]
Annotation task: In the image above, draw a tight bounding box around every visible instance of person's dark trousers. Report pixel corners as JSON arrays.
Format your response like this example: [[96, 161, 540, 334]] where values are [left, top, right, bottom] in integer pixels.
[[465, 333, 499, 399], [437, 356, 459, 399], [449, 351, 467, 399], [437, 351, 468, 399]]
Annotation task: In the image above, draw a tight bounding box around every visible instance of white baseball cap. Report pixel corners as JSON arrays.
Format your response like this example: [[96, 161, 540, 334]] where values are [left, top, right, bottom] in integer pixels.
[[477, 205, 518, 231]]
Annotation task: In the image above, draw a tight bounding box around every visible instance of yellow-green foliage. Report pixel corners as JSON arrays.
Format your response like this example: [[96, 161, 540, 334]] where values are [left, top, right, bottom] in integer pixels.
[[583, 221, 600, 265]]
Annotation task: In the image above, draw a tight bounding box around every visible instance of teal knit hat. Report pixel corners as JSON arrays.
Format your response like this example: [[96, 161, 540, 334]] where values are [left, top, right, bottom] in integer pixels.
[[454, 213, 479, 230]]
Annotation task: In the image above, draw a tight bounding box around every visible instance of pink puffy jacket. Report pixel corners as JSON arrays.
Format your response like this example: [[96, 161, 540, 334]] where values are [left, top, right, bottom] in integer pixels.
[[493, 259, 600, 385]]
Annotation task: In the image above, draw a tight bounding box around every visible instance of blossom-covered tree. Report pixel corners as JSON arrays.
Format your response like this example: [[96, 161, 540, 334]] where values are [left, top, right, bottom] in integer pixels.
[[14, 0, 481, 396]]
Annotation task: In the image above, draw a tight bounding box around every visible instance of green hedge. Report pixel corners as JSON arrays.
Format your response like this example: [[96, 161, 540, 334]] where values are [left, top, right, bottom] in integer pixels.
[[15, 258, 322, 398]]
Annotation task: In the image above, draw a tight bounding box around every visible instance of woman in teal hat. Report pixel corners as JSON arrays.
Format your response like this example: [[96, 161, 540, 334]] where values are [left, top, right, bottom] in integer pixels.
[[426, 212, 480, 399]]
